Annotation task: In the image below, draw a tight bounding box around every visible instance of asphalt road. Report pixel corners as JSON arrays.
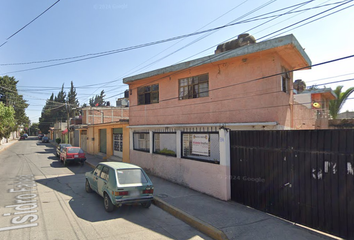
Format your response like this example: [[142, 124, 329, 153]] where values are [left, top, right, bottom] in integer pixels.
[[0, 137, 210, 240]]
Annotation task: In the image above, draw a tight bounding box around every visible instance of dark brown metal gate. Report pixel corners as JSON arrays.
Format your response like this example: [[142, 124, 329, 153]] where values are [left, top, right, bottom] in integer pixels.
[[230, 129, 354, 239]]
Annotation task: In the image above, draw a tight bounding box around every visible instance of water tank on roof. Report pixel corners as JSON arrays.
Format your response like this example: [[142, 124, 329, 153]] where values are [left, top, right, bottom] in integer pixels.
[[116, 98, 129, 107]]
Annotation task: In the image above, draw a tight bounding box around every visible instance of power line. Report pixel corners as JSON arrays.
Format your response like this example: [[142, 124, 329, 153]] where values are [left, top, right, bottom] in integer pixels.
[[81, 0, 277, 105], [126, 54, 354, 110], [305, 72, 354, 83], [0, 0, 344, 74], [8, 1, 354, 114], [129, 76, 354, 114], [82, 0, 256, 103], [15, 0, 345, 103], [0, 0, 61, 48], [259, 0, 353, 40]]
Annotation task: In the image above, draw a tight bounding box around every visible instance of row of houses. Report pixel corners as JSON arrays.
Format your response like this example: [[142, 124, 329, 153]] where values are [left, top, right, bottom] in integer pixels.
[[50, 34, 337, 201]]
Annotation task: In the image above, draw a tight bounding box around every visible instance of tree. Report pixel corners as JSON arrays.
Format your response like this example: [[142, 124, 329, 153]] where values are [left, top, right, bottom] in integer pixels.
[[329, 86, 354, 119], [39, 82, 80, 134], [39, 93, 56, 134], [29, 123, 39, 136], [0, 76, 29, 127], [89, 90, 106, 107], [53, 84, 67, 121], [67, 81, 80, 118], [0, 102, 16, 139]]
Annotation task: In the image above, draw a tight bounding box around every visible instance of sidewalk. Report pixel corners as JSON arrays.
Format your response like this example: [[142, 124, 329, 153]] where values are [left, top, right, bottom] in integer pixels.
[[83, 152, 336, 240], [0, 139, 18, 153]]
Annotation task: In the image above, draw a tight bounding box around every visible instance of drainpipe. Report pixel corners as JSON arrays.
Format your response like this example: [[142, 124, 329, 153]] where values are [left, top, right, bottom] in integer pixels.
[[290, 84, 294, 129]]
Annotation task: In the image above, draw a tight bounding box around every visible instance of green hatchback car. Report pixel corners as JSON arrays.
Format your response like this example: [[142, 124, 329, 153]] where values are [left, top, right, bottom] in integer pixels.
[[85, 162, 154, 212]]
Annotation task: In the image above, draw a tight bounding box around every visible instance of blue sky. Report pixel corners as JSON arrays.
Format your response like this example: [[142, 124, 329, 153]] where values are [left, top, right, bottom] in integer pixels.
[[0, 0, 353, 123]]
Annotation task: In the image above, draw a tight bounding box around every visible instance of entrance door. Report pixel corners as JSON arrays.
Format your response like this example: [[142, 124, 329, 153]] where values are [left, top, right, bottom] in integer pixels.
[[113, 128, 123, 158], [80, 130, 87, 152], [100, 129, 107, 154]]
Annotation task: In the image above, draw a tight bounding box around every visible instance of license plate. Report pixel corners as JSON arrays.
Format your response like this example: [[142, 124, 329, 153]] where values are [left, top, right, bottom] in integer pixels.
[[130, 190, 139, 197], [74, 155, 78, 158]]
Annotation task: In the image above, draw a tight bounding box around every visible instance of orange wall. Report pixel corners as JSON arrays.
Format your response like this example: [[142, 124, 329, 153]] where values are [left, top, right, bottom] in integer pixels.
[[128, 51, 296, 128]]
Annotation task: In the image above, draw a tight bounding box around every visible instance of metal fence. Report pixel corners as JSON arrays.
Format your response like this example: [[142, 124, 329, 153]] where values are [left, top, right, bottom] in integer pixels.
[[230, 129, 354, 239]]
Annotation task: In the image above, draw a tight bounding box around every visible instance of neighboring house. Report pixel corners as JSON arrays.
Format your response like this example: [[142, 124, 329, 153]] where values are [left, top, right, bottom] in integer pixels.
[[78, 104, 130, 162], [123, 34, 314, 200], [69, 116, 82, 146], [293, 88, 336, 129], [337, 111, 354, 119], [329, 111, 354, 129], [48, 127, 54, 140], [53, 122, 67, 143]]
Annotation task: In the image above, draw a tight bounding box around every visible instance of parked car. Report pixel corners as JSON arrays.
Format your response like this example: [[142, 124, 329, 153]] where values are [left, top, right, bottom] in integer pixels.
[[60, 147, 86, 166], [42, 136, 49, 143], [56, 143, 72, 157], [20, 135, 26, 140], [85, 162, 154, 212]]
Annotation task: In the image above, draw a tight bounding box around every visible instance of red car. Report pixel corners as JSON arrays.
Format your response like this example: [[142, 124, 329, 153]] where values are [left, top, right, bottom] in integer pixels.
[[60, 147, 86, 166]]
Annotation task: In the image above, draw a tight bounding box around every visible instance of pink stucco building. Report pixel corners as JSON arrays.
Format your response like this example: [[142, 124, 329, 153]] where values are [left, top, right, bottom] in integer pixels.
[[123, 34, 318, 200]]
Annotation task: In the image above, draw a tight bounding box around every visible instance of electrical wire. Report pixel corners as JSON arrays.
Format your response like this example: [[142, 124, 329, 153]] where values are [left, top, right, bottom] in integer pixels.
[[13, 0, 342, 104], [125, 54, 354, 110], [258, 0, 353, 40], [4, 1, 352, 121], [0, 0, 61, 48], [129, 77, 354, 114], [0, 0, 344, 73], [81, 0, 256, 103], [79, 0, 276, 106]]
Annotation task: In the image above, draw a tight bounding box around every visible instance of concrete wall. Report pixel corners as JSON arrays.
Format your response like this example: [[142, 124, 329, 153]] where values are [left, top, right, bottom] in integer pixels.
[[74, 130, 80, 146], [0, 131, 18, 145], [130, 150, 230, 200], [82, 107, 129, 125]]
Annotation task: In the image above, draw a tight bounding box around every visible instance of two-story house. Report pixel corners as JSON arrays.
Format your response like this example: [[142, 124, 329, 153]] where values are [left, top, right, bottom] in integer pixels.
[[123, 34, 314, 200], [78, 104, 130, 162]]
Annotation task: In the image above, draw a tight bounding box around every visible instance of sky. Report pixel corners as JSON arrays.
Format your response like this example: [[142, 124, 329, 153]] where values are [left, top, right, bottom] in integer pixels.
[[0, 0, 353, 124]]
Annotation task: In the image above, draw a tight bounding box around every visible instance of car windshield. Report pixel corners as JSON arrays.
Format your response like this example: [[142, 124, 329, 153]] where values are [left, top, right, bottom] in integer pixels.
[[67, 148, 83, 153], [60, 144, 71, 149], [117, 169, 148, 184]]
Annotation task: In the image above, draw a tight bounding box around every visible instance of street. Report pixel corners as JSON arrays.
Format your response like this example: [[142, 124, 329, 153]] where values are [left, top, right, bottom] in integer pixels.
[[0, 138, 209, 240]]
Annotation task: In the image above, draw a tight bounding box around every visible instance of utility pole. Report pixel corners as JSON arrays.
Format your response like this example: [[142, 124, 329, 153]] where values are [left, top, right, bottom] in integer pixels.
[[67, 102, 70, 145]]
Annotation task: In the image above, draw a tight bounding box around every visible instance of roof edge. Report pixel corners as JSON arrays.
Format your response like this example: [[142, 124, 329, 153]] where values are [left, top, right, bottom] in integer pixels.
[[123, 34, 311, 83]]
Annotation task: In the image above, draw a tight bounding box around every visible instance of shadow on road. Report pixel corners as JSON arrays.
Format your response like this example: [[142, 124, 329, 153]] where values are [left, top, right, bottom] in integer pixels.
[[35, 172, 187, 239]]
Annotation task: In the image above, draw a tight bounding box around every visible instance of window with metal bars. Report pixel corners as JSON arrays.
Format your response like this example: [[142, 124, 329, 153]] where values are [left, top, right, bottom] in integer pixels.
[[138, 84, 159, 105], [179, 74, 209, 100]]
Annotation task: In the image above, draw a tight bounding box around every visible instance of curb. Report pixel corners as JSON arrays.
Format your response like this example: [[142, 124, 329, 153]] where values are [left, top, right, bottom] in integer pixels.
[[0, 140, 18, 153], [85, 161, 96, 169], [153, 196, 229, 240], [84, 158, 228, 240]]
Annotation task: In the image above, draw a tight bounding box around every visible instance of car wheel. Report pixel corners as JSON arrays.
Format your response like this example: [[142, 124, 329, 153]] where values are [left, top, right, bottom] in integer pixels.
[[85, 179, 93, 193], [104, 193, 114, 212], [141, 201, 151, 208]]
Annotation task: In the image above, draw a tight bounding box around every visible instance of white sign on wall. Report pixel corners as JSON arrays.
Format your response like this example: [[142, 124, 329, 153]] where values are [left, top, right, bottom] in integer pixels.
[[192, 134, 209, 156]]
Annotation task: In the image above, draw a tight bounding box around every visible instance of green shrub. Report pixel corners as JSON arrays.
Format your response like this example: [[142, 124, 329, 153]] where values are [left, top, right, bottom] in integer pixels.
[[157, 148, 176, 156], [55, 138, 61, 144]]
